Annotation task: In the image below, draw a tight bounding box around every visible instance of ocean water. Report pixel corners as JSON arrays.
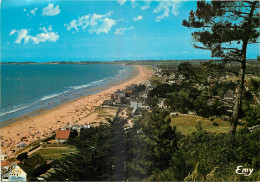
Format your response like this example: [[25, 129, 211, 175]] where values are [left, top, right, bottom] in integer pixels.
[[0, 64, 132, 124]]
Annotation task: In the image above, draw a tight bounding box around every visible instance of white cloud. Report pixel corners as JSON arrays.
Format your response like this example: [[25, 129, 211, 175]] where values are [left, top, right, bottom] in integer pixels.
[[133, 15, 143, 21], [141, 0, 151, 10], [14, 29, 31, 44], [180, 51, 188, 54], [153, 1, 181, 22], [141, 5, 150, 10], [131, 0, 138, 8], [9, 29, 17, 36], [9, 25, 59, 44], [117, 18, 126, 22], [65, 11, 116, 34], [24, 8, 27, 12], [114, 26, 134, 35], [117, 0, 126, 5], [42, 3, 60, 16], [30, 8, 38, 16], [117, 0, 138, 8]]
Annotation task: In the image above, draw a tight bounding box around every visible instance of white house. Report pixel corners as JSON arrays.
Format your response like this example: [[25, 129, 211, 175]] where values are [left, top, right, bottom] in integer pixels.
[[158, 98, 167, 109], [55, 130, 71, 143], [3, 164, 27, 181], [130, 100, 143, 108]]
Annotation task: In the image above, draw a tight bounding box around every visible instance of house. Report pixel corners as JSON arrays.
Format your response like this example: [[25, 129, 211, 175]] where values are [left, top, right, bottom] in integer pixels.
[[175, 80, 182, 85], [2, 164, 27, 181], [3, 154, 47, 181], [169, 112, 179, 117], [110, 93, 116, 99], [124, 97, 131, 105], [197, 85, 210, 91], [223, 90, 235, 102], [71, 125, 82, 135], [0, 155, 6, 161], [249, 124, 260, 133], [115, 96, 122, 104], [244, 81, 250, 91], [102, 99, 114, 106], [207, 98, 215, 106], [168, 80, 176, 84], [131, 107, 142, 118], [140, 105, 151, 110], [55, 130, 71, 143], [170, 73, 176, 79], [207, 76, 213, 82], [130, 100, 143, 108], [178, 74, 185, 80], [141, 91, 148, 99], [147, 85, 156, 91], [124, 90, 132, 97], [158, 98, 167, 109], [188, 110, 196, 115]]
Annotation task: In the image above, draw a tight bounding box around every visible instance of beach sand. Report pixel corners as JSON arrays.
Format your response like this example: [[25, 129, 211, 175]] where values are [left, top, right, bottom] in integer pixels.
[[0, 65, 153, 157]]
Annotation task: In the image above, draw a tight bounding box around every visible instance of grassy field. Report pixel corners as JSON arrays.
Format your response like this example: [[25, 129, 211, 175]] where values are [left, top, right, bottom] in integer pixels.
[[31, 147, 77, 160], [95, 107, 118, 120], [170, 115, 243, 135], [149, 75, 165, 86]]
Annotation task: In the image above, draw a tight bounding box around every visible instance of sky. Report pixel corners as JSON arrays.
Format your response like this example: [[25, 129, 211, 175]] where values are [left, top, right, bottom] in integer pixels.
[[1, 0, 259, 62]]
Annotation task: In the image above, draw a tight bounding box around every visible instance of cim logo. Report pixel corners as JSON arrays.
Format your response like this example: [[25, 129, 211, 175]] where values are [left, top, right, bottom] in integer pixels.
[[235, 166, 253, 176], [13, 168, 22, 174]]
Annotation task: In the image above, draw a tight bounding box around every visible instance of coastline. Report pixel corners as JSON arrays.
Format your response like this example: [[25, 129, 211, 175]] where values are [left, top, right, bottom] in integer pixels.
[[0, 65, 153, 157], [0, 64, 138, 127]]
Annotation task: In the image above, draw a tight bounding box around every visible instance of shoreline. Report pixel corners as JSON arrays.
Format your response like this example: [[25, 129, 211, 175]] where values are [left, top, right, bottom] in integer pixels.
[[0, 65, 153, 157], [0, 65, 138, 128]]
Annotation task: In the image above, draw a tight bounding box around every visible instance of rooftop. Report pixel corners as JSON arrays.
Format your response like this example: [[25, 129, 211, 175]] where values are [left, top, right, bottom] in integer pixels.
[[55, 130, 71, 140]]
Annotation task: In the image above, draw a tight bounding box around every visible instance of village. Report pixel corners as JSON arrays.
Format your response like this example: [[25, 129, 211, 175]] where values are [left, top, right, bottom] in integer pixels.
[[1, 63, 260, 181]]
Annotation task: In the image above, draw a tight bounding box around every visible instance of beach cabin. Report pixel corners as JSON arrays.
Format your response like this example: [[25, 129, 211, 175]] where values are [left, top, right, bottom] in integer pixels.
[[3, 164, 27, 181], [2, 154, 47, 181], [55, 130, 71, 143]]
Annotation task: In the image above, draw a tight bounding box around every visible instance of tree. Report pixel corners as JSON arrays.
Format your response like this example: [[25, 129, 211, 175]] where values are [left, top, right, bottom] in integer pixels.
[[183, 0, 259, 134]]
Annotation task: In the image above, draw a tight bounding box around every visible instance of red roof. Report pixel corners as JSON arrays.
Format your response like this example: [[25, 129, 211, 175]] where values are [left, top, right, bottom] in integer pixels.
[[55, 130, 71, 140], [1, 161, 20, 166], [1, 161, 10, 166]]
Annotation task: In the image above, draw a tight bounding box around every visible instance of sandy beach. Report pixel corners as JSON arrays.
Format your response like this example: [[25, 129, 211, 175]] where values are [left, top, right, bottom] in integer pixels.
[[0, 65, 153, 157]]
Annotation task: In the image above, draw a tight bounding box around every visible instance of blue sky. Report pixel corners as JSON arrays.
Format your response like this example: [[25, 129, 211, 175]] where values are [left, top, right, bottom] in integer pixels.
[[1, 0, 259, 62]]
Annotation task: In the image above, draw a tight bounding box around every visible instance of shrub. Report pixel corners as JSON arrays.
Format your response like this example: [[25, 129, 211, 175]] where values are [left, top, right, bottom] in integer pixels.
[[212, 121, 219, 126]]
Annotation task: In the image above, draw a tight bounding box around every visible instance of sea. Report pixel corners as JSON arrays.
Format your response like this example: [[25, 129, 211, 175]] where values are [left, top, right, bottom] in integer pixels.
[[0, 64, 133, 125]]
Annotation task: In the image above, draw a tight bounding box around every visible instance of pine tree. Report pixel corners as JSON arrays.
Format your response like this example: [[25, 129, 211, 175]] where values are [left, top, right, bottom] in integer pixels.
[[183, 0, 259, 134]]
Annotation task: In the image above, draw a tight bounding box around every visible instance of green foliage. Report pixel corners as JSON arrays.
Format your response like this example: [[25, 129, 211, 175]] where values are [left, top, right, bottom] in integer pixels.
[[243, 105, 260, 127], [249, 79, 260, 96], [183, 0, 259, 134], [47, 108, 260, 181], [149, 83, 181, 98], [184, 162, 204, 181], [209, 81, 236, 97], [183, 1, 259, 60], [47, 124, 114, 181], [212, 121, 219, 126], [178, 62, 200, 83], [180, 128, 260, 181], [47, 109, 179, 181]]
